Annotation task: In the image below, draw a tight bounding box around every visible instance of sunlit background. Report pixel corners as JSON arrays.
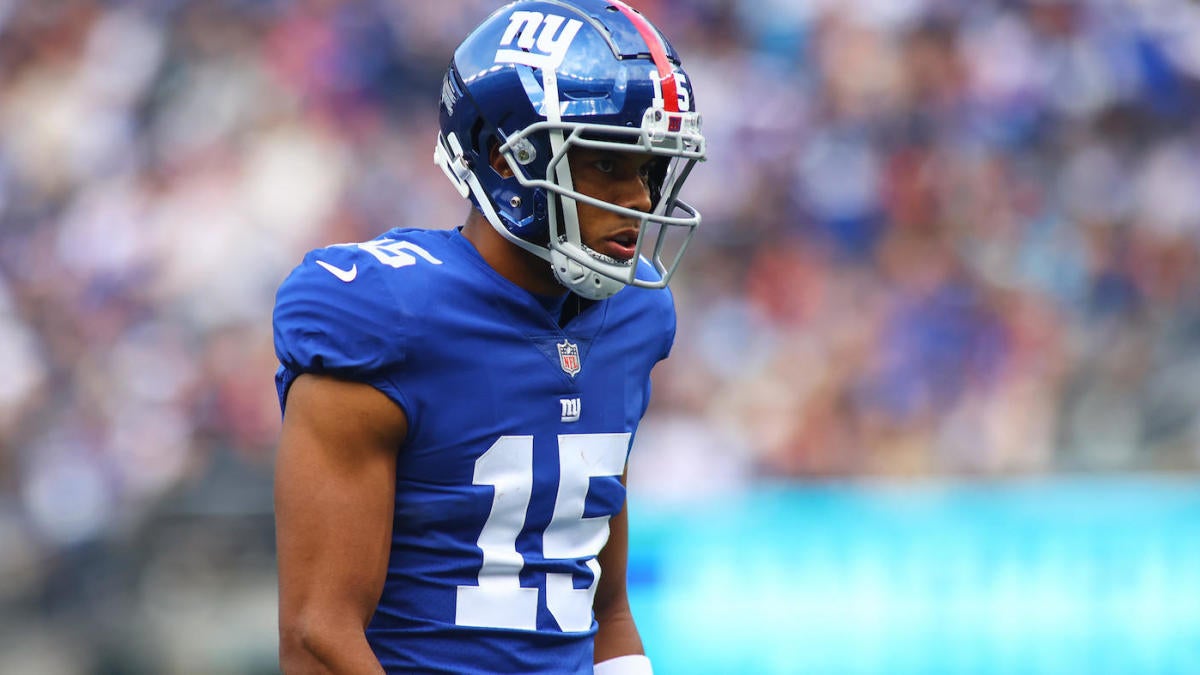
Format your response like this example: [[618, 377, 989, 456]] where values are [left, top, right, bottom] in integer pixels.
[[2, 0, 1199, 673]]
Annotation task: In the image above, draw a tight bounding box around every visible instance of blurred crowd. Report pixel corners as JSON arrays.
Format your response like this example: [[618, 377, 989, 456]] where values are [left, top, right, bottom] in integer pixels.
[[1, 0, 1200, 635], [640, 0, 1200, 494]]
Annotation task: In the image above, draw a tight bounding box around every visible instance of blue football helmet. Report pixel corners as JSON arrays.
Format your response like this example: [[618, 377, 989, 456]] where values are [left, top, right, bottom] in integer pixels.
[[435, 0, 706, 299]]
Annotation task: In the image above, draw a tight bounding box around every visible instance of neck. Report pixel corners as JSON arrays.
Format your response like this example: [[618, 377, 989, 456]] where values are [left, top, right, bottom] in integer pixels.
[[461, 210, 566, 297]]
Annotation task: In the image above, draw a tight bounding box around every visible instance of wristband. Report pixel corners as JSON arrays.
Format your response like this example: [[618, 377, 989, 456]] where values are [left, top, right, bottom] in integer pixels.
[[594, 654, 653, 675]]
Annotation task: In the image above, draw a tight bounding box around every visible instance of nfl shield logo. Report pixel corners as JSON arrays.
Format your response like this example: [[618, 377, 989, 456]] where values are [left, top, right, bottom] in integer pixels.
[[557, 340, 581, 377]]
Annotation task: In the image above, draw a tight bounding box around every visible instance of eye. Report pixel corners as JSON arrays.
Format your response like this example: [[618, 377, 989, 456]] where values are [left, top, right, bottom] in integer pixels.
[[592, 158, 616, 174], [638, 159, 661, 183]]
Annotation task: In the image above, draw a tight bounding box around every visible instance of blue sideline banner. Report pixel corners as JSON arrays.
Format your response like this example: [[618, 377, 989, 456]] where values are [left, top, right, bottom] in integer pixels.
[[627, 478, 1200, 675]]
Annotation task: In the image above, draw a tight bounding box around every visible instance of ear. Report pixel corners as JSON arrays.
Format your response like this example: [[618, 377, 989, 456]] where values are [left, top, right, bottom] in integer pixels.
[[488, 141, 515, 178]]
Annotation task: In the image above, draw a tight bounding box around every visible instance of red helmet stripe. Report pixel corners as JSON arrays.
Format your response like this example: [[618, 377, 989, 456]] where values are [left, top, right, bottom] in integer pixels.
[[609, 1, 680, 113]]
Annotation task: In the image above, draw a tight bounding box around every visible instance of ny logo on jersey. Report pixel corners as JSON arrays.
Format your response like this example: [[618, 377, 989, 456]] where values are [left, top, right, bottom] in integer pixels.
[[495, 11, 583, 69], [557, 340, 581, 377], [559, 397, 582, 423]]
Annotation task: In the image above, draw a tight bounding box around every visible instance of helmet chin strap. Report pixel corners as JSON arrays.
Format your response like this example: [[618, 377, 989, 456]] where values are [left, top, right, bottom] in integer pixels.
[[550, 245, 630, 300]]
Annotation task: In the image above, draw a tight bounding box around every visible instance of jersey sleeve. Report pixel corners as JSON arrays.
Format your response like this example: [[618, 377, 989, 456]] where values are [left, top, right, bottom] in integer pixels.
[[272, 243, 412, 414]]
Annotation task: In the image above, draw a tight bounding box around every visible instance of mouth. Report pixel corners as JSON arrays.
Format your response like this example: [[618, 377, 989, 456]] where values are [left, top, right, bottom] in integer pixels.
[[596, 229, 640, 263]]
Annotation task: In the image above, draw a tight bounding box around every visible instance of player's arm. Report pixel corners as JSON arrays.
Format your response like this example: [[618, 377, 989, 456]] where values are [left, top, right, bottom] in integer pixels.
[[275, 373, 408, 674], [593, 472, 651, 673]]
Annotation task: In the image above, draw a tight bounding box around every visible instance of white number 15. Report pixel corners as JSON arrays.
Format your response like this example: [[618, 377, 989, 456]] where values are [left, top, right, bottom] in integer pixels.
[[455, 433, 630, 632]]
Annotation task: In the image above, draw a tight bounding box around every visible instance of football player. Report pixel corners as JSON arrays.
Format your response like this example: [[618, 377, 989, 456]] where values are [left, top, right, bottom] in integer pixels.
[[272, 1, 705, 673]]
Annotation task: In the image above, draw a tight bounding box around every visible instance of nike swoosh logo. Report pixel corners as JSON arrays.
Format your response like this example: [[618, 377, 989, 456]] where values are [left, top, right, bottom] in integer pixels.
[[316, 260, 358, 282]]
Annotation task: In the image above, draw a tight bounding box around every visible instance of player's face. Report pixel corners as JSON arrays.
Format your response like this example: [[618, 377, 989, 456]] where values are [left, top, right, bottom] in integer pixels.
[[567, 147, 656, 263]]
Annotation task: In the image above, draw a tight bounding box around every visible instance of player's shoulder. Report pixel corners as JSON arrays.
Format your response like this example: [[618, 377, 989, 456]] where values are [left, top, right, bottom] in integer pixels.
[[353, 227, 460, 277], [617, 257, 676, 315], [277, 228, 457, 306], [272, 228, 460, 376], [316, 227, 458, 277], [604, 258, 676, 359]]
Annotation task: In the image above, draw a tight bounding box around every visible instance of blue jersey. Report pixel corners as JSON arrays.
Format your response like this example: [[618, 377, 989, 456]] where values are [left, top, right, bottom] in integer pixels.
[[273, 228, 675, 674]]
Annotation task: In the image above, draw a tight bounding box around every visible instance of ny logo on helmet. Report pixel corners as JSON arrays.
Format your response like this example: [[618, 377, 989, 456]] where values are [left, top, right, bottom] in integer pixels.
[[496, 11, 583, 69]]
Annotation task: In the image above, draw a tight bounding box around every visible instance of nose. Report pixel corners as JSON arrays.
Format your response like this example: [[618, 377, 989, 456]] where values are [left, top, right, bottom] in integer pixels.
[[615, 175, 652, 215]]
